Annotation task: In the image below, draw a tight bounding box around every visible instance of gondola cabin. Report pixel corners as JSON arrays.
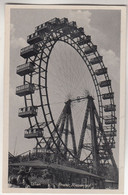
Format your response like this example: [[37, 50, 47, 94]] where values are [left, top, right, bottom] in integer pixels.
[[95, 68, 107, 76], [62, 27, 70, 35], [104, 131, 117, 137], [55, 18, 69, 30], [18, 106, 37, 118], [102, 92, 114, 100], [35, 22, 51, 33], [78, 36, 91, 45], [99, 80, 111, 88], [60, 18, 68, 25], [90, 56, 103, 65], [62, 21, 77, 34], [97, 131, 116, 138], [16, 83, 35, 96], [68, 21, 77, 28], [20, 44, 38, 58], [84, 45, 97, 54], [27, 32, 42, 44], [71, 28, 84, 39], [47, 18, 60, 27], [48, 18, 67, 31], [104, 116, 117, 125], [16, 62, 35, 76], [104, 104, 116, 112], [79, 27, 84, 34], [24, 128, 43, 139], [71, 30, 81, 39]]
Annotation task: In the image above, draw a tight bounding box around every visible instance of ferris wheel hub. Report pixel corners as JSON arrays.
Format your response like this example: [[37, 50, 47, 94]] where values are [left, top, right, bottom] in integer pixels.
[[65, 95, 94, 104]]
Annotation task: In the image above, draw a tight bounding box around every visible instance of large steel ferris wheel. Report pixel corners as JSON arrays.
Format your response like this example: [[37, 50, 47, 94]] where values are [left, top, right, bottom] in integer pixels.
[[16, 18, 117, 175]]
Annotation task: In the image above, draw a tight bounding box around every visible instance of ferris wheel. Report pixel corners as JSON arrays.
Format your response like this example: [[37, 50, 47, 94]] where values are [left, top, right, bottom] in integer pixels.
[[16, 18, 117, 175]]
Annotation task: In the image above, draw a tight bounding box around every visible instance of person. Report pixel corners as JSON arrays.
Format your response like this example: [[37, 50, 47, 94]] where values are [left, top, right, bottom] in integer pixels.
[[17, 166, 26, 185], [8, 176, 19, 188], [17, 166, 32, 187], [22, 178, 31, 188], [24, 167, 32, 186]]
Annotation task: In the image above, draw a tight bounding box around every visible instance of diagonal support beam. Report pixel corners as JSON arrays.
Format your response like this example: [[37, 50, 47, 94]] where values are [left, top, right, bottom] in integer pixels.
[[64, 114, 69, 156], [47, 105, 67, 148], [77, 99, 90, 159], [56, 114, 66, 147], [89, 98, 100, 174], [69, 109, 77, 156]]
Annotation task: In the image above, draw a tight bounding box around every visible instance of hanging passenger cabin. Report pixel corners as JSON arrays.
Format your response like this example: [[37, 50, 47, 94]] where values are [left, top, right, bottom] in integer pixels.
[[24, 128, 43, 139], [47, 18, 60, 29], [104, 130, 117, 137], [35, 21, 51, 33], [16, 62, 35, 76], [60, 17, 68, 25], [84, 45, 97, 54], [20, 44, 38, 58], [71, 30, 81, 39], [70, 27, 84, 39], [95, 68, 107, 76], [62, 21, 77, 35], [79, 27, 85, 34], [27, 32, 42, 44], [97, 131, 116, 138], [104, 104, 116, 112], [68, 21, 77, 29], [99, 80, 111, 88], [53, 18, 69, 32], [78, 36, 91, 45], [18, 106, 37, 118], [104, 115, 117, 125], [90, 56, 102, 65], [102, 92, 114, 100], [16, 83, 35, 96]]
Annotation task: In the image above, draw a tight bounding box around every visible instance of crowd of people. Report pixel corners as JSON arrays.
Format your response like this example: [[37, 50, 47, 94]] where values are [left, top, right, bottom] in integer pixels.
[[8, 166, 32, 188], [8, 165, 99, 189]]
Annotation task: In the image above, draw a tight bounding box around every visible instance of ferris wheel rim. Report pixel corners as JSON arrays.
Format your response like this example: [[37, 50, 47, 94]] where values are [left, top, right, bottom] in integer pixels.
[[22, 19, 116, 162]]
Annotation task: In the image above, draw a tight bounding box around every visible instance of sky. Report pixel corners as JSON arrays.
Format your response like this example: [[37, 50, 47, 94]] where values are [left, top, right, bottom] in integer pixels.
[[9, 7, 121, 166]]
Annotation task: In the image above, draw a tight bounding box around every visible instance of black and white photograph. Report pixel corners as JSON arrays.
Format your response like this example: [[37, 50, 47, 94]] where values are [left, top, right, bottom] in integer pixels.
[[3, 4, 126, 193]]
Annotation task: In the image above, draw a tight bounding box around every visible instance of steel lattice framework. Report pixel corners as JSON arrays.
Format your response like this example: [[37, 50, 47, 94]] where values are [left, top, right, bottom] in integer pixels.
[[16, 18, 118, 176]]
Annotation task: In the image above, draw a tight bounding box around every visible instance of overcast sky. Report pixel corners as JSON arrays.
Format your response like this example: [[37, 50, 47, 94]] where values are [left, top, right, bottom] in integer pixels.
[[9, 7, 121, 166]]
